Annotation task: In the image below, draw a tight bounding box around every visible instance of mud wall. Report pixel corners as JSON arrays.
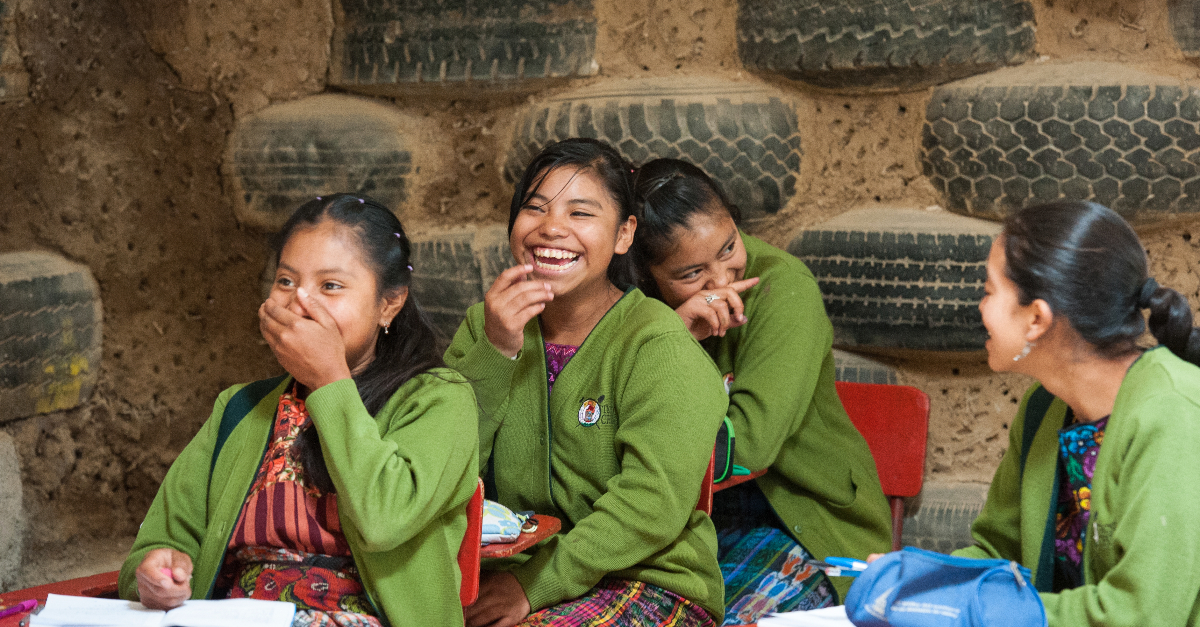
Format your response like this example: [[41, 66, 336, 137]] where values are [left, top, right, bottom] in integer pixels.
[[1, 0, 1198, 589]]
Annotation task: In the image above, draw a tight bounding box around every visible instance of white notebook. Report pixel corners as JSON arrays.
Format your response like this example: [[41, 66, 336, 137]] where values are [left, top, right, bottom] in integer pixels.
[[30, 594, 295, 627], [757, 605, 854, 627]]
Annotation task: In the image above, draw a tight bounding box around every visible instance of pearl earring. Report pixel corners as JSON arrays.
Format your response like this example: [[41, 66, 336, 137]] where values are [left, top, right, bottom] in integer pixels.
[[1013, 341, 1035, 362]]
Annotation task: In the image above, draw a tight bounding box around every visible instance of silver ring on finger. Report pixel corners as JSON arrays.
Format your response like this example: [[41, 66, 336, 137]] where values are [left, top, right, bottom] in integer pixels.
[[704, 293, 721, 305]]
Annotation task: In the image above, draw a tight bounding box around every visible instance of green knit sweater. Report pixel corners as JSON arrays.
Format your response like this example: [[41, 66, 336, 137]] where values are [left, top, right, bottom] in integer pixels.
[[445, 289, 728, 619], [954, 347, 1200, 626], [119, 371, 480, 627], [706, 234, 893, 599]]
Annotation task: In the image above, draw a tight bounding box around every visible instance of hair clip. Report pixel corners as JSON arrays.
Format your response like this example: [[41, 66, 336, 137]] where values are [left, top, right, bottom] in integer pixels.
[[358, 198, 365, 204], [394, 232, 401, 238], [407, 265, 413, 271], [644, 173, 682, 198], [316, 196, 322, 200]]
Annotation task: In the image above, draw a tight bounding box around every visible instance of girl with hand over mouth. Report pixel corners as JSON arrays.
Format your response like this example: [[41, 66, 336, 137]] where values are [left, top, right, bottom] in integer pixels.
[[632, 159, 892, 625], [121, 194, 479, 627]]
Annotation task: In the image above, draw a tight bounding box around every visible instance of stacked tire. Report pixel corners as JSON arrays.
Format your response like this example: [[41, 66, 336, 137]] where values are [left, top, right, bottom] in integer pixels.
[[503, 77, 803, 220], [408, 225, 512, 339], [0, 251, 103, 423], [789, 207, 1000, 353], [223, 94, 422, 232], [331, 0, 598, 95], [737, 0, 1036, 91], [922, 62, 1200, 223]]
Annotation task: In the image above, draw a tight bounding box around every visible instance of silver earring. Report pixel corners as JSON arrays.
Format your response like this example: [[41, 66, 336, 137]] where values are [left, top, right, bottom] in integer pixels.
[[382, 324, 389, 335], [1013, 341, 1035, 362]]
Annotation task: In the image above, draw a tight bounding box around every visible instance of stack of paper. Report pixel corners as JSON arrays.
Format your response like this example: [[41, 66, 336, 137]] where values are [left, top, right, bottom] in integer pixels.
[[30, 594, 295, 627], [757, 605, 854, 626]]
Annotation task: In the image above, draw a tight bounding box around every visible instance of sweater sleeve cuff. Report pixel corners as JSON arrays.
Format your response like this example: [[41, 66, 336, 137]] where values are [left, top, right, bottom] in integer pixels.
[[305, 378, 363, 415], [512, 546, 567, 612], [456, 337, 521, 413]]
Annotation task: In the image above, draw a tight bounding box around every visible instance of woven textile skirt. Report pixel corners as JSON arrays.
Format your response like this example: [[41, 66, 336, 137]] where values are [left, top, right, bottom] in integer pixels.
[[517, 578, 716, 627], [712, 482, 836, 626]]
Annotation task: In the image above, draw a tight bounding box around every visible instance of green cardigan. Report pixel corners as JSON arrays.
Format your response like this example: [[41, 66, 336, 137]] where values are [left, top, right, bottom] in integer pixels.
[[119, 371, 480, 627], [444, 289, 728, 619], [954, 347, 1200, 626], [706, 234, 892, 598]]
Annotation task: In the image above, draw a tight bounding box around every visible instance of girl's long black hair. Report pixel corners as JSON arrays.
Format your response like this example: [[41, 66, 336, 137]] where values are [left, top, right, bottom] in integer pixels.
[[1003, 200, 1200, 365], [271, 193, 445, 492], [509, 138, 638, 289], [631, 158, 741, 299]]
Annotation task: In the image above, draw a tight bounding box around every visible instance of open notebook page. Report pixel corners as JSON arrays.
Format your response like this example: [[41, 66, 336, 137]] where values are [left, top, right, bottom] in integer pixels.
[[31, 594, 295, 627], [160, 599, 295, 627]]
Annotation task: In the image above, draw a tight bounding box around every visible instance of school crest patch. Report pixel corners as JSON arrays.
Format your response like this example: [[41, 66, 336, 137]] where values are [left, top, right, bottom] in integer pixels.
[[578, 397, 602, 426]]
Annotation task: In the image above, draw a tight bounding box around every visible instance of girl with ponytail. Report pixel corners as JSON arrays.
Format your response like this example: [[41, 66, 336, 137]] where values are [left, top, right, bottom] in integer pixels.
[[120, 193, 479, 627], [941, 200, 1200, 626]]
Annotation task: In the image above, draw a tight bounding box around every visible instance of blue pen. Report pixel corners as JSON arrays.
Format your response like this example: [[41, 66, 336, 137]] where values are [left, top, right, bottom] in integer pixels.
[[810, 556, 869, 577]]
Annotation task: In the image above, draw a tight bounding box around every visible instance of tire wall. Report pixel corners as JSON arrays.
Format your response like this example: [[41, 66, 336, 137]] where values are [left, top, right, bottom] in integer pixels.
[[2, 0, 1200, 589]]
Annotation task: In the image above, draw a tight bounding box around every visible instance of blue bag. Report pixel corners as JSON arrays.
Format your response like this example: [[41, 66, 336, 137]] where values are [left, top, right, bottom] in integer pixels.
[[844, 547, 1046, 627]]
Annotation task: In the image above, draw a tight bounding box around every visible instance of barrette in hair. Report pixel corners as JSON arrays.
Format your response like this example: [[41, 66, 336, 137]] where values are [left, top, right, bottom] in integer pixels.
[[394, 232, 401, 238], [407, 265, 414, 271], [358, 198, 365, 204], [316, 196, 323, 200], [643, 173, 683, 197]]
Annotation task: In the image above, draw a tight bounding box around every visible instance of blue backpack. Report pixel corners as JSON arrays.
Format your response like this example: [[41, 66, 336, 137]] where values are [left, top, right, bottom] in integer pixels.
[[844, 547, 1046, 627]]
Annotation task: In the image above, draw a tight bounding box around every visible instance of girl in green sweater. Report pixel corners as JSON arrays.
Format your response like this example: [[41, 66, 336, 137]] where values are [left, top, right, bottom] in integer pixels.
[[942, 200, 1200, 626], [631, 159, 892, 625], [446, 139, 729, 627], [121, 194, 480, 626]]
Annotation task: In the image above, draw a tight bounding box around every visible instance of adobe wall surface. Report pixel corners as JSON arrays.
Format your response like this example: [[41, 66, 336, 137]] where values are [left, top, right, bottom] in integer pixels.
[[1, 0, 1197, 588]]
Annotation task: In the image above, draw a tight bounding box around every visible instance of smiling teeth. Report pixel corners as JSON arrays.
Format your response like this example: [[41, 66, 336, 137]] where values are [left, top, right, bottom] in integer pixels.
[[535, 257, 579, 270], [535, 247, 579, 260]]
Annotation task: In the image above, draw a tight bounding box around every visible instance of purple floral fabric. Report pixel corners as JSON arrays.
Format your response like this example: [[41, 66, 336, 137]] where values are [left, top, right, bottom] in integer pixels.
[[1054, 416, 1108, 585], [545, 342, 579, 393]]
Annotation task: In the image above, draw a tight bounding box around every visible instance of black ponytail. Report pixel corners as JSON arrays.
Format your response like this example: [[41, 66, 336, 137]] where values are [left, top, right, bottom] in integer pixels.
[[1144, 280, 1200, 364], [272, 193, 446, 493], [1003, 200, 1200, 366]]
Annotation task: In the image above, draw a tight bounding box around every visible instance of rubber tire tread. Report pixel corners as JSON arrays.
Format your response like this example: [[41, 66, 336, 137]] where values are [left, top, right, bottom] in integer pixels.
[[737, 0, 1036, 91], [225, 95, 412, 232], [0, 251, 102, 422], [408, 225, 511, 340], [504, 79, 802, 219], [333, 0, 597, 88], [923, 71, 1200, 222], [787, 213, 996, 351], [900, 481, 989, 553], [832, 349, 899, 385]]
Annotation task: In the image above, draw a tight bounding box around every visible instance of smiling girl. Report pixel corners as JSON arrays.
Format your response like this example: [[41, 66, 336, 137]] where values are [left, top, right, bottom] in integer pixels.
[[631, 159, 892, 624], [119, 194, 480, 626], [445, 139, 729, 627]]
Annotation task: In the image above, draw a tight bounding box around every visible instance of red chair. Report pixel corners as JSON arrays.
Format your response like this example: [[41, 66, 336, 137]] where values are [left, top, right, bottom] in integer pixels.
[[835, 380, 930, 551]]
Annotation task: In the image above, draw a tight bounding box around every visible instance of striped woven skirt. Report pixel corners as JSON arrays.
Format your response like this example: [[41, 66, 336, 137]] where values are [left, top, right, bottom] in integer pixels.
[[712, 482, 836, 626], [517, 579, 716, 627]]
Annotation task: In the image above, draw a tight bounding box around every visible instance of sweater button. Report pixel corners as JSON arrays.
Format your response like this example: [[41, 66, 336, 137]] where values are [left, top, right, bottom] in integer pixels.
[[793, 524, 802, 535]]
